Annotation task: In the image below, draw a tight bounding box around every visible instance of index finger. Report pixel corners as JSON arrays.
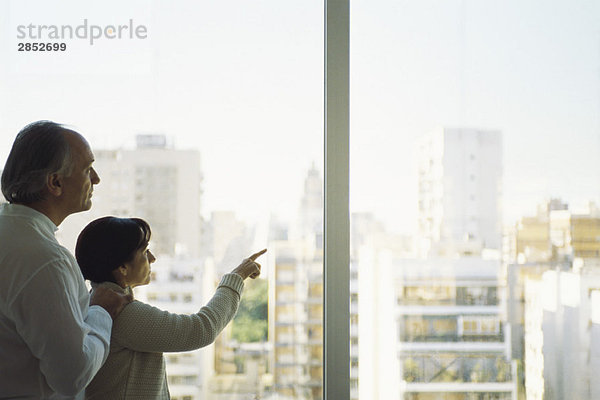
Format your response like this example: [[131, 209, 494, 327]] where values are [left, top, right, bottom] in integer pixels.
[[248, 248, 267, 261]]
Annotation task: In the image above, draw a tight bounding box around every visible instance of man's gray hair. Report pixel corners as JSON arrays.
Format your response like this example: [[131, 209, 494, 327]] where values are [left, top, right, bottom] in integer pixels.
[[1, 121, 73, 204]]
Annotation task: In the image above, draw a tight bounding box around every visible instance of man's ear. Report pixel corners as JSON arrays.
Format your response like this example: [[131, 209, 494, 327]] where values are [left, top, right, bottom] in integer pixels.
[[118, 265, 128, 277], [46, 173, 63, 197]]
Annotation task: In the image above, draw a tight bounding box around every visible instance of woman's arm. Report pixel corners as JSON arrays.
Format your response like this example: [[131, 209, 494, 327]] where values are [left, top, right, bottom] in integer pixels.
[[111, 273, 244, 352]]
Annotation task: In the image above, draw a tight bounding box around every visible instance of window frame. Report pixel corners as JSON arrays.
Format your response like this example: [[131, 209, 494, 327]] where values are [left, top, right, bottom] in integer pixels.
[[324, 0, 350, 399]]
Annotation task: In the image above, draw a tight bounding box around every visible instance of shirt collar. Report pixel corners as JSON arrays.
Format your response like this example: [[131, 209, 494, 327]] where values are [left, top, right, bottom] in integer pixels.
[[91, 281, 132, 296], [0, 203, 58, 234]]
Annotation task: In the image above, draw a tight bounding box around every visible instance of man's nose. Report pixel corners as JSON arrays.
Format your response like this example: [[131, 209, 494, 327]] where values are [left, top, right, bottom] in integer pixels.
[[91, 167, 100, 184]]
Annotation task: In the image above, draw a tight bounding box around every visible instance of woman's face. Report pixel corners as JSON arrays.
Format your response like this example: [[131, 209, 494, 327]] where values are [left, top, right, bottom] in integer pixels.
[[123, 245, 156, 288]]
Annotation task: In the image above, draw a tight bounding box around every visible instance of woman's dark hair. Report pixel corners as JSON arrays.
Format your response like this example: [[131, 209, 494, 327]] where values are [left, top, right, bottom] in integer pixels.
[[76, 216, 151, 284]]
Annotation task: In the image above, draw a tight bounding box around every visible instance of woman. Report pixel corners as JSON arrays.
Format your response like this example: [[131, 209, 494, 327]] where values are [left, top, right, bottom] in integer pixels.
[[75, 216, 265, 399]]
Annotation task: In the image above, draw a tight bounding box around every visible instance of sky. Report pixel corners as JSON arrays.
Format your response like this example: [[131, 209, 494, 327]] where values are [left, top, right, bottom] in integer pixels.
[[1, 0, 599, 234]]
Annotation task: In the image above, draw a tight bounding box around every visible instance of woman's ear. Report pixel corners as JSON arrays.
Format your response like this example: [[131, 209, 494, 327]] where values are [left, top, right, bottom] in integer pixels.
[[111, 265, 128, 287]]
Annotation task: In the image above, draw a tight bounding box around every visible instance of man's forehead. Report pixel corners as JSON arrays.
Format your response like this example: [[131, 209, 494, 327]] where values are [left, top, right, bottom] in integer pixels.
[[63, 130, 94, 162]]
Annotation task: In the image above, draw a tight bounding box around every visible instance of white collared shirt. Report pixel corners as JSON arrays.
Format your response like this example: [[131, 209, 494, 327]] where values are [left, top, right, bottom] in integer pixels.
[[0, 203, 112, 399]]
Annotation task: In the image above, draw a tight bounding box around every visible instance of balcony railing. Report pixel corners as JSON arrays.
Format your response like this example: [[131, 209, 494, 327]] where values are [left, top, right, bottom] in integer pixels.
[[400, 334, 504, 343]]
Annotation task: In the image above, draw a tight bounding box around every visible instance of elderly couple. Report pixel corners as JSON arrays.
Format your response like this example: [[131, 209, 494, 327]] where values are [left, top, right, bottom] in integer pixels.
[[0, 121, 266, 399]]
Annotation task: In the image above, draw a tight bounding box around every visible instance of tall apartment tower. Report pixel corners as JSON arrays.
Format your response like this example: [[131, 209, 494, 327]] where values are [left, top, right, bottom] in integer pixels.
[[269, 166, 324, 399], [91, 134, 202, 257], [295, 163, 323, 241], [269, 240, 323, 400], [418, 128, 502, 256]]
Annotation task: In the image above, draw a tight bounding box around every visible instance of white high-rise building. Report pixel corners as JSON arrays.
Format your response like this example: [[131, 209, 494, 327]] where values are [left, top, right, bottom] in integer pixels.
[[417, 127, 502, 257], [350, 212, 413, 399], [358, 126, 517, 400], [59, 134, 203, 257], [523, 261, 600, 400]]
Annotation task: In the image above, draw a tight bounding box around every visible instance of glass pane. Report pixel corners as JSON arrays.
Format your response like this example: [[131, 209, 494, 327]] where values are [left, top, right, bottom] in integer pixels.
[[1, 1, 323, 399], [351, 1, 600, 399]]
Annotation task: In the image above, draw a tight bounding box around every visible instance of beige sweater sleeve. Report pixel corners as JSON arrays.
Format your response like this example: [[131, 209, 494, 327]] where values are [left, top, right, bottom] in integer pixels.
[[110, 273, 244, 353]]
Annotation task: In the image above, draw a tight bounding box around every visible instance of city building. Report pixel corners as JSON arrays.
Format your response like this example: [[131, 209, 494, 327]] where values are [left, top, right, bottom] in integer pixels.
[[201, 210, 251, 275], [57, 134, 203, 257], [505, 261, 563, 377], [417, 127, 502, 257], [350, 212, 414, 399], [268, 166, 324, 399], [522, 261, 600, 400], [357, 251, 516, 400], [513, 199, 600, 264], [368, 126, 518, 400], [135, 257, 215, 400], [207, 331, 271, 399], [294, 163, 323, 242], [268, 239, 323, 400]]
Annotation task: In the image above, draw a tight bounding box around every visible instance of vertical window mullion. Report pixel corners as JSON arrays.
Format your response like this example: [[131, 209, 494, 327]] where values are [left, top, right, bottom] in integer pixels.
[[324, 0, 350, 399]]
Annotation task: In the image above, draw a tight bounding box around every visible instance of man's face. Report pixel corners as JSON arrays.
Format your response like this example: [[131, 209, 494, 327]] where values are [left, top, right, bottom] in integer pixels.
[[60, 132, 100, 214]]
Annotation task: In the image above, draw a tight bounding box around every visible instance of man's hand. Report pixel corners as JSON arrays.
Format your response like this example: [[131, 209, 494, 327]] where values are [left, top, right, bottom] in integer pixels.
[[232, 249, 267, 280], [90, 286, 133, 320]]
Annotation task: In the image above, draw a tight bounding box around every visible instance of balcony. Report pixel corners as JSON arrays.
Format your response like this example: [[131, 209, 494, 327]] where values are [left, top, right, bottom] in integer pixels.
[[403, 382, 515, 393], [399, 342, 506, 353], [400, 334, 504, 343], [402, 356, 513, 384]]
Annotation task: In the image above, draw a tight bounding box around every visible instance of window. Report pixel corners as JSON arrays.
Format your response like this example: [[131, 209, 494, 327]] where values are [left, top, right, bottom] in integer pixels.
[[351, 1, 600, 400], [2, 1, 324, 399], [3, 1, 599, 399]]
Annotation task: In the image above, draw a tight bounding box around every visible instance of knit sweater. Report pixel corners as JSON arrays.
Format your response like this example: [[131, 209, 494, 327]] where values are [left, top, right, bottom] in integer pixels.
[[85, 273, 244, 399]]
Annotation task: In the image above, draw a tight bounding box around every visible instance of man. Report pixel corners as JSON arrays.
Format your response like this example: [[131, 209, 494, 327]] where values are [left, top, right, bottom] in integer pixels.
[[0, 121, 131, 399]]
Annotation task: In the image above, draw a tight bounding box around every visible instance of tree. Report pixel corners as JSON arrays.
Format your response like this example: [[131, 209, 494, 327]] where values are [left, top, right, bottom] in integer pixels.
[[232, 278, 268, 342]]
